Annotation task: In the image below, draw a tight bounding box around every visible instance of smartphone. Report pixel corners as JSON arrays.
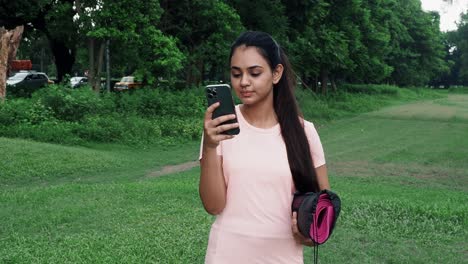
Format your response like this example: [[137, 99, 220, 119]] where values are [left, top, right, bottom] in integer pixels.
[[205, 84, 240, 135]]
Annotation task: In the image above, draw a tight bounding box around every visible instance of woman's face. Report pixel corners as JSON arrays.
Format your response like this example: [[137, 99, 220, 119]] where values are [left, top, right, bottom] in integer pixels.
[[230, 45, 283, 106]]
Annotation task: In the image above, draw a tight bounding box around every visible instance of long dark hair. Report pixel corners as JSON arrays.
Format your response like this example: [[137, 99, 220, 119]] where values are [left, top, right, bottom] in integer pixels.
[[229, 31, 319, 193]]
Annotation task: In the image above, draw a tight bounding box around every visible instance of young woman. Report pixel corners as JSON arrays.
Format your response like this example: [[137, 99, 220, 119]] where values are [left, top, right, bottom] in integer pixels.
[[199, 31, 330, 263]]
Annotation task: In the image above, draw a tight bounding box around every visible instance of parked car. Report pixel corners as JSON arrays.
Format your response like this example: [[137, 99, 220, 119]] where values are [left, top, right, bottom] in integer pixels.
[[113, 76, 143, 91], [70, 76, 88, 88], [6, 70, 53, 97]]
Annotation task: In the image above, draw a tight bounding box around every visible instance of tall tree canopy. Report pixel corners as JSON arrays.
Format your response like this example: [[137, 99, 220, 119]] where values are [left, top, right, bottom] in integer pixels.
[[159, 0, 244, 84], [1, 0, 459, 90]]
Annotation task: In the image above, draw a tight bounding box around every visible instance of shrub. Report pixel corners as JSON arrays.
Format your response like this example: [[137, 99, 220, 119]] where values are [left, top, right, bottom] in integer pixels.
[[113, 87, 205, 118], [74, 114, 125, 143], [448, 86, 468, 94], [0, 98, 55, 126], [0, 122, 83, 145], [0, 83, 442, 146], [341, 84, 400, 96], [33, 85, 115, 122]]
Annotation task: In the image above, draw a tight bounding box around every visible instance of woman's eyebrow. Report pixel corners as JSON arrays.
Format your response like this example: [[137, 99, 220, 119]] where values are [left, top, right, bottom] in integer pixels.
[[231, 65, 264, 70]]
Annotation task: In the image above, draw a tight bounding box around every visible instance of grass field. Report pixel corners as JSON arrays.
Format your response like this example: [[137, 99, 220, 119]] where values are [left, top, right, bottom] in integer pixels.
[[0, 93, 467, 263]]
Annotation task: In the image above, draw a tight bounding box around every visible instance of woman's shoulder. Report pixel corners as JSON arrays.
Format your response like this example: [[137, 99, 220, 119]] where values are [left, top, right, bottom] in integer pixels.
[[299, 117, 317, 130]]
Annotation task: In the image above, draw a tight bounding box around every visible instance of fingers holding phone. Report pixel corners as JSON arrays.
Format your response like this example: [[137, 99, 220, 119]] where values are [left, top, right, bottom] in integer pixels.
[[203, 102, 239, 148], [204, 84, 240, 148]]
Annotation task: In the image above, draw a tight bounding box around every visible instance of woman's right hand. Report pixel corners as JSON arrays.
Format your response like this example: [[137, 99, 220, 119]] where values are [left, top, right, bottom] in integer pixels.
[[203, 102, 239, 149]]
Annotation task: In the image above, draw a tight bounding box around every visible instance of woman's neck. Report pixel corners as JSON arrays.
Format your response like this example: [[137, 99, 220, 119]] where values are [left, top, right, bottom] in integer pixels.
[[240, 100, 278, 129]]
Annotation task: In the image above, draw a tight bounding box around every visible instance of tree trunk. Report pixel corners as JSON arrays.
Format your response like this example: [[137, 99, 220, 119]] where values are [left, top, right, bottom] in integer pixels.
[[88, 37, 106, 92], [331, 76, 337, 92], [95, 40, 105, 92], [196, 58, 204, 85], [0, 28, 12, 102], [313, 76, 319, 93], [106, 39, 110, 92], [89, 38, 95, 90], [0, 25, 24, 102], [7, 26, 24, 77], [50, 37, 75, 83], [320, 68, 328, 95]]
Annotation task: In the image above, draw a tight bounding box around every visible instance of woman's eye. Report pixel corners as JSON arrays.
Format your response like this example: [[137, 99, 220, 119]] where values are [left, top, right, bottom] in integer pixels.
[[231, 73, 241, 78], [251, 72, 261, 77]]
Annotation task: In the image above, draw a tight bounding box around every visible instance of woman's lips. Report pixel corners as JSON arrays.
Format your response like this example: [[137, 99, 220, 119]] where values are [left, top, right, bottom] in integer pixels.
[[241, 91, 253, 97]]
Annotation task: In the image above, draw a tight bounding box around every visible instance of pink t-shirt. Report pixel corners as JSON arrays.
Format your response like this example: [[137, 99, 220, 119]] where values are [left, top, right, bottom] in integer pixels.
[[199, 105, 326, 262]]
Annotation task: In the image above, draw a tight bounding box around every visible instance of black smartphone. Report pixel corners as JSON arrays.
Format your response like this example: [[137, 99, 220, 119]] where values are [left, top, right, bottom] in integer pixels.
[[205, 84, 240, 135]]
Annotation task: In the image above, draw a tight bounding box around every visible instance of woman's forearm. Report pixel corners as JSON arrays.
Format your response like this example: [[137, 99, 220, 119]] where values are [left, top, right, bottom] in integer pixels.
[[199, 145, 227, 215]]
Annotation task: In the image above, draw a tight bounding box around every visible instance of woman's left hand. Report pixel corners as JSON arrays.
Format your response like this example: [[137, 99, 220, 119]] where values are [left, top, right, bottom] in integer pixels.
[[292, 212, 315, 247]]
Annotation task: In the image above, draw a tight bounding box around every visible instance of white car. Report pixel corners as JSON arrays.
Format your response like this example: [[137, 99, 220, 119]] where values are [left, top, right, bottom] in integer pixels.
[[70, 77, 88, 88], [7, 71, 53, 96]]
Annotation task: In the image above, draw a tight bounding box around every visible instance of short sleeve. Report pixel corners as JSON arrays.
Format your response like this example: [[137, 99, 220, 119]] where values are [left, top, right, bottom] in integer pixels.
[[198, 132, 222, 161], [304, 121, 326, 168]]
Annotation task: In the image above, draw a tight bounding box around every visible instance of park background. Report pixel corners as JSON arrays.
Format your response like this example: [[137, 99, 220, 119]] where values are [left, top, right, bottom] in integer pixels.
[[0, 0, 467, 263]]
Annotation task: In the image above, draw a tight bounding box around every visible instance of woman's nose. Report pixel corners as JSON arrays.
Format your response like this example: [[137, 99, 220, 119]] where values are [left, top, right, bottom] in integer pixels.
[[240, 74, 250, 87]]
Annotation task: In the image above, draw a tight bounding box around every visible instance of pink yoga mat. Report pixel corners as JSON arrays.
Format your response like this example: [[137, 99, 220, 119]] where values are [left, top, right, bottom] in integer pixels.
[[309, 193, 335, 244]]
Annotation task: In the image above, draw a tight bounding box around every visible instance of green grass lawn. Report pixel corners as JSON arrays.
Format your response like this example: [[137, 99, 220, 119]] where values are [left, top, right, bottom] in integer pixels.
[[1, 94, 467, 263], [0, 139, 200, 188]]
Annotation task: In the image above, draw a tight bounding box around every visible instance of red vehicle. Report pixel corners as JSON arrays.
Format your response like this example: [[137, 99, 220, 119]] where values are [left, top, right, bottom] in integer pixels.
[[113, 76, 142, 91]]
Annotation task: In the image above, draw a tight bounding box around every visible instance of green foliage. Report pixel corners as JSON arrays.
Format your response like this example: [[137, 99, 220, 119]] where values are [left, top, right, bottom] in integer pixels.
[[448, 86, 468, 94], [112, 88, 205, 118], [32, 85, 114, 122], [0, 83, 445, 146], [0, 85, 206, 146], [0, 98, 55, 126], [385, 0, 449, 86], [0, 122, 83, 145], [74, 0, 185, 83], [159, 0, 244, 83], [133, 28, 185, 83], [453, 12, 468, 84], [226, 0, 289, 41], [341, 84, 400, 95], [9, 0, 461, 89]]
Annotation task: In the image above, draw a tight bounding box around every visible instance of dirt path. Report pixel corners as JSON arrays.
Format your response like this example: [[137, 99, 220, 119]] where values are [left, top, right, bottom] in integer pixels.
[[146, 160, 199, 178]]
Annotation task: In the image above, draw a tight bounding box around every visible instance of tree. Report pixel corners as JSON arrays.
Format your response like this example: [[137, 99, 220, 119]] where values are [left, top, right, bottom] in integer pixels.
[[160, 0, 244, 85], [286, 0, 363, 93], [385, 0, 449, 86], [73, 0, 184, 91], [344, 0, 393, 84], [455, 12, 468, 84], [16, 29, 54, 74], [1, 0, 185, 87], [0, 0, 78, 82], [226, 0, 289, 42]]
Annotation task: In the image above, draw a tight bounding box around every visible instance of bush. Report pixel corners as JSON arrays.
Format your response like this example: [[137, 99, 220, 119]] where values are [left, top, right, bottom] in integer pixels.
[[448, 86, 468, 94], [0, 83, 442, 146], [33, 85, 115, 122], [341, 84, 400, 96], [0, 122, 83, 145], [113, 88, 205, 118], [0, 98, 56, 126]]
